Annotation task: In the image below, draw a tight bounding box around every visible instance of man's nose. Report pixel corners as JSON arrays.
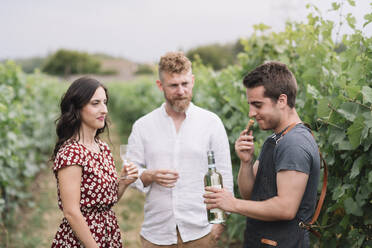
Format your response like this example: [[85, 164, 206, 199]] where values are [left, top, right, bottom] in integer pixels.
[[176, 85, 186, 95], [249, 107, 256, 118]]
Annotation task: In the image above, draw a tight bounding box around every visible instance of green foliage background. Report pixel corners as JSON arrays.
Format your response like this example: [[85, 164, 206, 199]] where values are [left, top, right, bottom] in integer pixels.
[[107, 76, 163, 141], [0, 62, 66, 230], [0, 1, 371, 247], [186, 41, 244, 70]]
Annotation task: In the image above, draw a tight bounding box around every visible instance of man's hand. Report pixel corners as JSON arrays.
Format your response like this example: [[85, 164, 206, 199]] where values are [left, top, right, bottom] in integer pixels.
[[235, 129, 255, 164], [151, 169, 179, 188], [203, 187, 236, 213], [210, 224, 225, 241]]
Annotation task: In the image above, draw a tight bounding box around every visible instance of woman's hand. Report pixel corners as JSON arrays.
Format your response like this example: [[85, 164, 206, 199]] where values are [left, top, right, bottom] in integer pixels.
[[119, 162, 138, 185]]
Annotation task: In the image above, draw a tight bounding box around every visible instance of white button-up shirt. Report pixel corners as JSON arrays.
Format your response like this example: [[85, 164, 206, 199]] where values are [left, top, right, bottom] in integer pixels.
[[127, 102, 233, 245]]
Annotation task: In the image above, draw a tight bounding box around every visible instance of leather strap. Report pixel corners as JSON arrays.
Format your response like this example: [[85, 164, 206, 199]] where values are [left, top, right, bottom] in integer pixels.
[[261, 238, 278, 246], [279, 122, 328, 239], [281, 122, 299, 136], [310, 152, 328, 225], [274, 122, 299, 144], [301, 123, 328, 238]]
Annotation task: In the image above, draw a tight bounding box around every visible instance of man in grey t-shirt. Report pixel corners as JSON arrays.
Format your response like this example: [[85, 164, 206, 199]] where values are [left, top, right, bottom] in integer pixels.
[[204, 61, 320, 248]]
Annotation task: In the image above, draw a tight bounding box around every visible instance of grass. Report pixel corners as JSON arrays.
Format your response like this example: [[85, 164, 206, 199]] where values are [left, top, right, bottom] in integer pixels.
[[1, 168, 61, 248]]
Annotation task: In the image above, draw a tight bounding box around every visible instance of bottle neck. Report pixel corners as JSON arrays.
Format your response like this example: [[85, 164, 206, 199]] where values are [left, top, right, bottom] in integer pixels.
[[207, 150, 216, 171], [208, 164, 217, 171]]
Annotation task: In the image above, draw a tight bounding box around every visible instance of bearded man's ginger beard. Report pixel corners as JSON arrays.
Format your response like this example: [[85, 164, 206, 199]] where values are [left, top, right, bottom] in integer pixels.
[[166, 94, 192, 113]]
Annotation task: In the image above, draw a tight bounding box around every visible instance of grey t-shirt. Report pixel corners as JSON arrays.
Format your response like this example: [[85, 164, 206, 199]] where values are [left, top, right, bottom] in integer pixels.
[[273, 124, 320, 223]]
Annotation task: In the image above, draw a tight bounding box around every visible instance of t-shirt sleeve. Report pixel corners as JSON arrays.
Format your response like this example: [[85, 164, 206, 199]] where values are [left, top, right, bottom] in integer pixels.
[[275, 144, 312, 174], [53, 146, 84, 172]]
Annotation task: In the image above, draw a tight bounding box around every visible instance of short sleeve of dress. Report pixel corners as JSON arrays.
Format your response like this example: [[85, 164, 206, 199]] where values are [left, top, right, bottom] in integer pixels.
[[53, 143, 84, 172]]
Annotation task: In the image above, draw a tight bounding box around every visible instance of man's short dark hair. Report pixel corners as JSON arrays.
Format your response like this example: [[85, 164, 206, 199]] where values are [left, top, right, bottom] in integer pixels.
[[243, 61, 297, 108]]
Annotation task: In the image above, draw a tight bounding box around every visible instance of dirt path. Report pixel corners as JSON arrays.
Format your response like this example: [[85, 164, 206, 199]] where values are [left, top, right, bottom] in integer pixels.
[[8, 125, 145, 248]]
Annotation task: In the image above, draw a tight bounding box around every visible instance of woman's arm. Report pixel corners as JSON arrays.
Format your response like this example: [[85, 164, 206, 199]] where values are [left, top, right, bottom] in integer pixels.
[[58, 165, 98, 248]]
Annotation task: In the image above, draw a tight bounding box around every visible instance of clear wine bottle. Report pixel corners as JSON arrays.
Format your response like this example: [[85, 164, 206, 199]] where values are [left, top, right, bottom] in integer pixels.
[[204, 150, 226, 224]]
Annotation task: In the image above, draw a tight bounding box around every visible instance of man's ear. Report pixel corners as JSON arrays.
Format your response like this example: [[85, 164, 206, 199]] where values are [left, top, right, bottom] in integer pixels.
[[156, 80, 163, 91], [278, 94, 288, 108]]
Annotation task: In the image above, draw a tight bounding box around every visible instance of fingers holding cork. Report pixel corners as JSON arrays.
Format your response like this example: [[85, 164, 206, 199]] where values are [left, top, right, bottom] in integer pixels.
[[245, 119, 255, 136]]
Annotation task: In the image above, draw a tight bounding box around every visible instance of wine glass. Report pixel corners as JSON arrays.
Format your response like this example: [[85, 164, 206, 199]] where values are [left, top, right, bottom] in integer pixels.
[[120, 144, 131, 179]]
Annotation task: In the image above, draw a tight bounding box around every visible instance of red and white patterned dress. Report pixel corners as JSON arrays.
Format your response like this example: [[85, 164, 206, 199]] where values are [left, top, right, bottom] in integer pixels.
[[51, 139, 122, 248]]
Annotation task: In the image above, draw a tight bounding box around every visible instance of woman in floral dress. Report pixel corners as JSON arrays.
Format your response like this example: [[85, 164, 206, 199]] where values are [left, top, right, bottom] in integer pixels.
[[51, 77, 138, 248]]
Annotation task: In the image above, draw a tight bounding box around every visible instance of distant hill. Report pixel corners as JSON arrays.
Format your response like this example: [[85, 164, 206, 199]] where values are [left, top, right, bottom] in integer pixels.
[[67, 56, 139, 82], [9, 56, 45, 73], [1, 51, 140, 82]]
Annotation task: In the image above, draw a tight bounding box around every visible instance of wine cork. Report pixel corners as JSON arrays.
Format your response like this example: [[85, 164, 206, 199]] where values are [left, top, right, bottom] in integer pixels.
[[245, 119, 255, 134]]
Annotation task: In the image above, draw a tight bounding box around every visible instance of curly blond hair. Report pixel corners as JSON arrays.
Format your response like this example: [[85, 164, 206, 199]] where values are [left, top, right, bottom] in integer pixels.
[[158, 51, 192, 80]]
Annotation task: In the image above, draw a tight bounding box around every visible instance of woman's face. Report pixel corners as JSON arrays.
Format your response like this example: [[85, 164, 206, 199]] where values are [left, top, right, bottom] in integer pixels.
[[80, 86, 108, 132]]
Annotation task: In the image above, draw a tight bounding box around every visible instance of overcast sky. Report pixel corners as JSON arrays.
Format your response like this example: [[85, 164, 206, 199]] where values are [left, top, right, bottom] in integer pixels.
[[0, 0, 370, 63]]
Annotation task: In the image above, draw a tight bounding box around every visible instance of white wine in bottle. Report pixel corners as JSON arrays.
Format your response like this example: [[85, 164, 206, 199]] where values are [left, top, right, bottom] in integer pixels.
[[204, 150, 226, 224]]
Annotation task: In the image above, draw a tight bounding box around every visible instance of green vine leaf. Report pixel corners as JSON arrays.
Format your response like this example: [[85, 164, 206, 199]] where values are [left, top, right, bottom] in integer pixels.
[[307, 84, 320, 99], [338, 102, 360, 121], [332, 2, 341, 10], [345, 84, 361, 99], [347, 115, 365, 149], [363, 112, 372, 129], [346, 0, 356, 6], [317, 98, 331, 118], [346, 13, 356, 29], [361, 86, 372, 104], [350, 155, 366, 179], [344, 197, 363, 216], [363, 13, 372, 27]]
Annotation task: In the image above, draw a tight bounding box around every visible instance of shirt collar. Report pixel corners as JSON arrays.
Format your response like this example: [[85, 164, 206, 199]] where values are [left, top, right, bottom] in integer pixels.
[[161, 102, 195, 118]]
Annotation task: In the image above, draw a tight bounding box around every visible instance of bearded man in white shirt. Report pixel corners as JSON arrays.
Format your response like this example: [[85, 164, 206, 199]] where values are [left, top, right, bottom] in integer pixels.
[[127, 51, 234, 247]]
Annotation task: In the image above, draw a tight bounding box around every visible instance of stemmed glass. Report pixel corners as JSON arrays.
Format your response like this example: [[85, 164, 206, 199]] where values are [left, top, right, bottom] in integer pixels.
[[120, 144, 132, 180]]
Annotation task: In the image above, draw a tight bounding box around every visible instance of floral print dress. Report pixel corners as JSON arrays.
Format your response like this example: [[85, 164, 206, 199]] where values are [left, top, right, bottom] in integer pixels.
[[51, 139, 122, 248]]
